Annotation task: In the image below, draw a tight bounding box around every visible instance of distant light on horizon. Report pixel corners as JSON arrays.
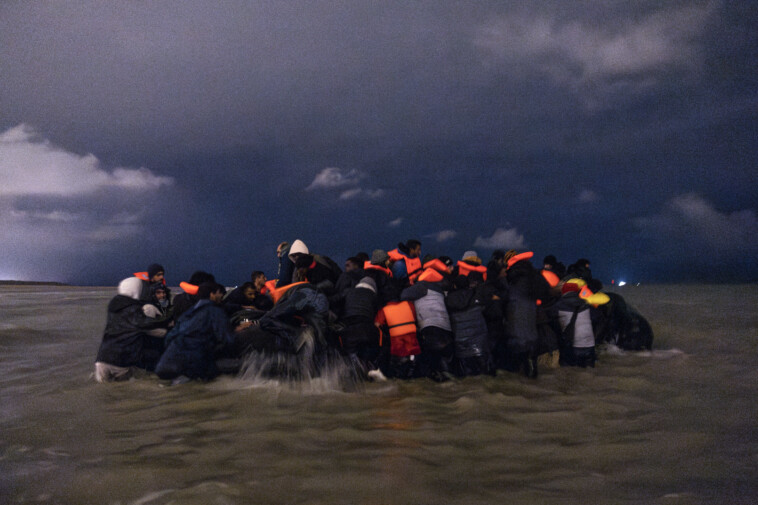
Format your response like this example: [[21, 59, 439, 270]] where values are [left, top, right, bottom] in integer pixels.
[[618, 281, 627, 286]]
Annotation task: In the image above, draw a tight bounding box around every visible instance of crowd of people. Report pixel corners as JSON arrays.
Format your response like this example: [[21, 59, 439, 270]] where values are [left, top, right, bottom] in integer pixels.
[[94, 239, 653, 384]]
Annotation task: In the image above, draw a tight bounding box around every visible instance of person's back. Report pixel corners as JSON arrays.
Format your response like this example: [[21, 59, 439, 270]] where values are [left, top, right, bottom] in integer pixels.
[[338, 277, 380, 370], [446, 276, 491, 376], [503, 254, 550, 377], [95, 277, 166, 382], [156, 283, 234, 381], [401, 278, 454, 380]]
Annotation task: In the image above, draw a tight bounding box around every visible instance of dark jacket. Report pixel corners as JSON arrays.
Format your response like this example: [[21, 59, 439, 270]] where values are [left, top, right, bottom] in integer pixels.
[[223, 286, 273, 314], [340, 284, 378, 323], [95, 295, 166, 368], [362, 267, 399, 306], [504, 260, 552, 354], [155, 300, 235, 380], [446, 286, 489, 359]]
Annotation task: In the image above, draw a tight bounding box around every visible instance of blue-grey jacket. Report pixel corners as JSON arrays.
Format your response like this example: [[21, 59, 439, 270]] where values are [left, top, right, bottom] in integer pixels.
[[156, 300, 234, 379]]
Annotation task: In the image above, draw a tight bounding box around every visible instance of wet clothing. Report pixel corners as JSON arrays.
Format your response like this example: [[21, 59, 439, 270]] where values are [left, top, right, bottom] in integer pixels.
[[446, 284, 492, 376], [363, 262, 400, 306], [401, 281, 454, 377], [95, 294, 167, 372], [155, 300, 235, 380], [258, 284, 330, 349], [557, 291, 596, 367]]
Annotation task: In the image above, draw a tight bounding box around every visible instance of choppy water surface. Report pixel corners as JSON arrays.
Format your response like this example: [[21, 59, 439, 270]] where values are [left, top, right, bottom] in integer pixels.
[[1, 284, 756, 504]]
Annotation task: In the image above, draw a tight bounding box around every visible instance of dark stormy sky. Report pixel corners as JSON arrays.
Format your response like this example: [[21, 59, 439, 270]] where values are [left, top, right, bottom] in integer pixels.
[[1, 1, 756, 285]]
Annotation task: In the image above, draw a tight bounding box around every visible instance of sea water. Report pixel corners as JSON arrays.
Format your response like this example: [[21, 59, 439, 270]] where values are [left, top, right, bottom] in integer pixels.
[[0, 284, 755, 504]]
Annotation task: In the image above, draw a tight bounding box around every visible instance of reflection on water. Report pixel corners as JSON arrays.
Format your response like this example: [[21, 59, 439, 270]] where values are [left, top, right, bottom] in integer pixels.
[[0, 285, 756, 504]]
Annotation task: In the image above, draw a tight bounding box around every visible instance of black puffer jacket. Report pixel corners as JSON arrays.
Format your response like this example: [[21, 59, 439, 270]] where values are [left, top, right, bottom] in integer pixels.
[[446, 286, 488, 359], [340, 285, 378, 324], [504, 260, 552, 353], [95, 295, 165, 368]]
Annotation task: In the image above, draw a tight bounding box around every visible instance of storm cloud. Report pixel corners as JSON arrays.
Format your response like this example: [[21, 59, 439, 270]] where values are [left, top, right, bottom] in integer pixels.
[[0, 1, 755, 283]]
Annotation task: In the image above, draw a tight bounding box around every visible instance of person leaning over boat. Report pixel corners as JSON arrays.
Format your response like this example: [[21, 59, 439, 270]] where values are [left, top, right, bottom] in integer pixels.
[[94, 277, 172, 382], [155, 282, 252, 381]]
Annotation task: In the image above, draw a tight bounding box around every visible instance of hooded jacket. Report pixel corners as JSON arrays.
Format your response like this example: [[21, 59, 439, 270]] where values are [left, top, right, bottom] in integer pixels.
[[95, 278, 166, 368], [155, 299, 235, 379], [401, 280, 452, 332]]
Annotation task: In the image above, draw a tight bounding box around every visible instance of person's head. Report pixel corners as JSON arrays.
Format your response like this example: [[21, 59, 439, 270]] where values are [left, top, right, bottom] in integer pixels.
[[153, 286, 167, 301], [187, 271, 216, 286], [345, 257, 362, 272], [355, 252, 370, 264], [438, 256, 454, 273], [576, 258, 590, 269], [118, 277, 144, 300], [250, 271, 266, 290], [198, 282, 226, 303], [406, 239, 421, 258], [147, 263, 165, 283], [371, 249, 390, 267], [461, 250, 481, 265], [543, 255, 557, 270], [288, 239, 309, 263], [241, 281, 257, 302]]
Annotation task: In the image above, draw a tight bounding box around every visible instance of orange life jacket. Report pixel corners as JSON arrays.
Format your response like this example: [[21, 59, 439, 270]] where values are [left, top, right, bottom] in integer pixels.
[[179, 281, 199, 295], [456, 260, 488, 281], [416, 258, 449, 283], [261, 279, 277, 295], [388, 249, 423, 280], [541, 269, 560, 287], [269, 281, 309, 305], [363, 261, 393, 277], [133, 271, 167, 285], [379, 301, 420, 356], [506, 251, 534, 269]]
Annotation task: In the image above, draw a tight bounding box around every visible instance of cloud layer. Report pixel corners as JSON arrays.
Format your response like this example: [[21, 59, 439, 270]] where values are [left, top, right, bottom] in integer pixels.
[[474, 227, 527, 250], [0, 125, 174, 280]]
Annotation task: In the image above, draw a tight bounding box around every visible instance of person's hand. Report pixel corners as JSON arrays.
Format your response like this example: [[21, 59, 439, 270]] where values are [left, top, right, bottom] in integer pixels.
[[235, 320, 254, 332]]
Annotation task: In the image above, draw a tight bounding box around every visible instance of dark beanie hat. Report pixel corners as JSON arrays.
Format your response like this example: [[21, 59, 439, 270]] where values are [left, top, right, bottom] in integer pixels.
[[147, 263, 164, 279], [371, 249, 389, 265]]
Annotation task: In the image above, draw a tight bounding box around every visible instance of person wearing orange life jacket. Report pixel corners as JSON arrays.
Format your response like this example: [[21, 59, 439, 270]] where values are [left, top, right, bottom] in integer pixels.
[[374, 299, 422, 379], [362, 249, 400, 306], [172, 271, 216, 322], [501, 251, 552, 378], [455, 251, 488, 281], [388, 239, 422, 286], [134, 263, 169, 302], [401, 257, 455, 381], [556, 279, 600, 368]]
